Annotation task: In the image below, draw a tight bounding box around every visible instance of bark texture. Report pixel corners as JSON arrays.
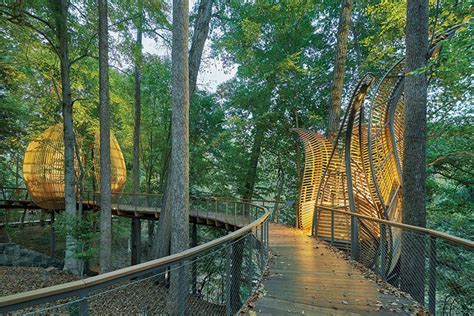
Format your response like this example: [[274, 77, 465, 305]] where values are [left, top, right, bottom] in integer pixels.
[[154, 0, 212, 261], [400, 0, 429, 304], [98, 0, 112, 274], [167, 0, 190, 312], [131, 0, 143, 266], [328, 0, 352, 143], [169, 0, 190, 259], [50, 0, 80, 275], [189, 0, 213, 98]]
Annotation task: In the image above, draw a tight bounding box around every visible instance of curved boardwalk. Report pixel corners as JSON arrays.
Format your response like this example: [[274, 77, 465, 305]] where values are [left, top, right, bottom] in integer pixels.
[[252, 224, 419, 315]]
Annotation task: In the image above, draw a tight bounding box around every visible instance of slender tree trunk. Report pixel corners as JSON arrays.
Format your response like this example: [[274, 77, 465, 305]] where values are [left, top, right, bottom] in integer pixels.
[[274, 163, 284, 223], [293, 108, 302, 223], [153, 131, 171, 261], [168, 0, 190, 312], [241, 123, 265, 201], [98, 0, 112, 274], [74, 135, 84, 216], [327, 0, 352, 143], [146, 126, 155, 252], [50, 0, 80, 275], [50, 211, 56, 258], [189, 0, 213, 98], [131, 0, 143, 266], [400, 0, 429, 304]]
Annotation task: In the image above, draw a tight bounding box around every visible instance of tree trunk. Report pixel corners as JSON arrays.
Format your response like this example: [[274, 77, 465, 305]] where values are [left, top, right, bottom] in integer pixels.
[[293, 108, 302, 223], [146, 128, 155, 253], [98, 0, 112, 274], [50, 211, 56, 258], [327, 0, 352, 143], [154, 0, 212, 263], [241, 123, 265, 201], [131, 0, 143, 266], [50, 0, 80, 275], [189, 0, 213, 98], [400, 0, 429, 304], [167, 0, 190, 312], [274, 163, 284, 223]]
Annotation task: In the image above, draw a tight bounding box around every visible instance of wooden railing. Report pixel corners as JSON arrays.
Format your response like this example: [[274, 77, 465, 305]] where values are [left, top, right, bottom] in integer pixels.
[[317, 207, 473, 314], [0, 198, 270, 314]]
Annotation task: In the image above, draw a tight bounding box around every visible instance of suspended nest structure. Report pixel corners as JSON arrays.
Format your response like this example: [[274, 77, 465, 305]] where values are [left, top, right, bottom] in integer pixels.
[[23, 123, 127, 210]]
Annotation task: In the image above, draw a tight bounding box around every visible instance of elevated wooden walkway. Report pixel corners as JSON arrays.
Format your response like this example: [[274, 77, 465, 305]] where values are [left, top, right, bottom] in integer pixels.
[[251, 224, 419, 315]]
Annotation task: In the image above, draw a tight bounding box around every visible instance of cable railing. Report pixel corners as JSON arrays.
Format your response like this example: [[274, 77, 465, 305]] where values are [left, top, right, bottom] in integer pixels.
[[316, 207, 473, 315], [0, 197, 270, 314]]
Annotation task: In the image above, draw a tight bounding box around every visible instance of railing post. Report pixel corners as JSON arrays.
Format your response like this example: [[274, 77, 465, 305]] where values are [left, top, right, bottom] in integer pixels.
[[380, 223, 386, 281], [312, 209, 319, 237], [265, 220, 269, 256], [248, 234, 254, 293], [78, 290, 89, 316], [177, 261, 186, 316], [234, 203, 237, 226], [330, 209, 335, 246], [428, 236, 437, 315], [260, 224, 265, 270], [350, 214, 359, 261], [191, 223, 198, 295], [225, 245, 232, 316]]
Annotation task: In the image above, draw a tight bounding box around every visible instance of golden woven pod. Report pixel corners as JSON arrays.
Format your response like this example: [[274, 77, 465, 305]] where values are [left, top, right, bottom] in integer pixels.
[[23, 124, 68, 209], [93, 130, 127, 193], [23, 124, 127, 209]]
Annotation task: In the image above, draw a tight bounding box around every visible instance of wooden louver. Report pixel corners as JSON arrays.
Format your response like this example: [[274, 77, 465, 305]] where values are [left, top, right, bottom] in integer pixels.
[[294, 25, 462, 277]]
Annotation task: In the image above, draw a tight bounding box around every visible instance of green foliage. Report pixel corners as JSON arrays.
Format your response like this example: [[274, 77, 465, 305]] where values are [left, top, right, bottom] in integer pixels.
[[0, 0, 471, 234], [53, 212, 99, 262]]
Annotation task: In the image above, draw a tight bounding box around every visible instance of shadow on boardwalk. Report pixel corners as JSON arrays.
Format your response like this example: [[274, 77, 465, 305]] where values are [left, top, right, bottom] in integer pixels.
[[250, 223, 422, 315]]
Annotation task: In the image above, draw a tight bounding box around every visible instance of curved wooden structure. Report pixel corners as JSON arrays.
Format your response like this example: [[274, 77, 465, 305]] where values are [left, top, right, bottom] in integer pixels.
[[23, 125, 127, 209], [23, 124, 69, 209], [295, 26, 464, 277]]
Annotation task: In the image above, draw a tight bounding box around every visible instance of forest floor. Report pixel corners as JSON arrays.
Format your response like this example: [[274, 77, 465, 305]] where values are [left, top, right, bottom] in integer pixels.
[[3, 223, 146, 271], [1, 266, 224, 314], [0, 266, 79, 297]]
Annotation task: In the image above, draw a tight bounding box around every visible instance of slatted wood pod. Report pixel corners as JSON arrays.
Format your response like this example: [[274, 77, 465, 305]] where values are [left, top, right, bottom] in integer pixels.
[[23, 124, 68, 209], [22, 124, 127, 209]]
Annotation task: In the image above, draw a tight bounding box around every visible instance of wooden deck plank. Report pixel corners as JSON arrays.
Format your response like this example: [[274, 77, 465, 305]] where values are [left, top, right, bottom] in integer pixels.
[[251, 223, 418, 315]]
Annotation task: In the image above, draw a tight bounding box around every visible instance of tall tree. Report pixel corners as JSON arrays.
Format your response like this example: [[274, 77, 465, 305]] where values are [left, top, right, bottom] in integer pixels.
[[327, 0, 352, 143], [98, 0, 112, 274], [169, 0, 189, 259], [131, 0, 143, 266], [50, 0, 80, 275], [189, 0, 213, 98], [154, 0, 213, 260], [400, 0, 429, 304], [166, 0, 190, 312]]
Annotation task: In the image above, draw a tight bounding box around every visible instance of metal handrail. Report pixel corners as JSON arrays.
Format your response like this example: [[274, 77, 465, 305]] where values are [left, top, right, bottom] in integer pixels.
[[316, 206, 474, 250], [0, 200, 269, 311]]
